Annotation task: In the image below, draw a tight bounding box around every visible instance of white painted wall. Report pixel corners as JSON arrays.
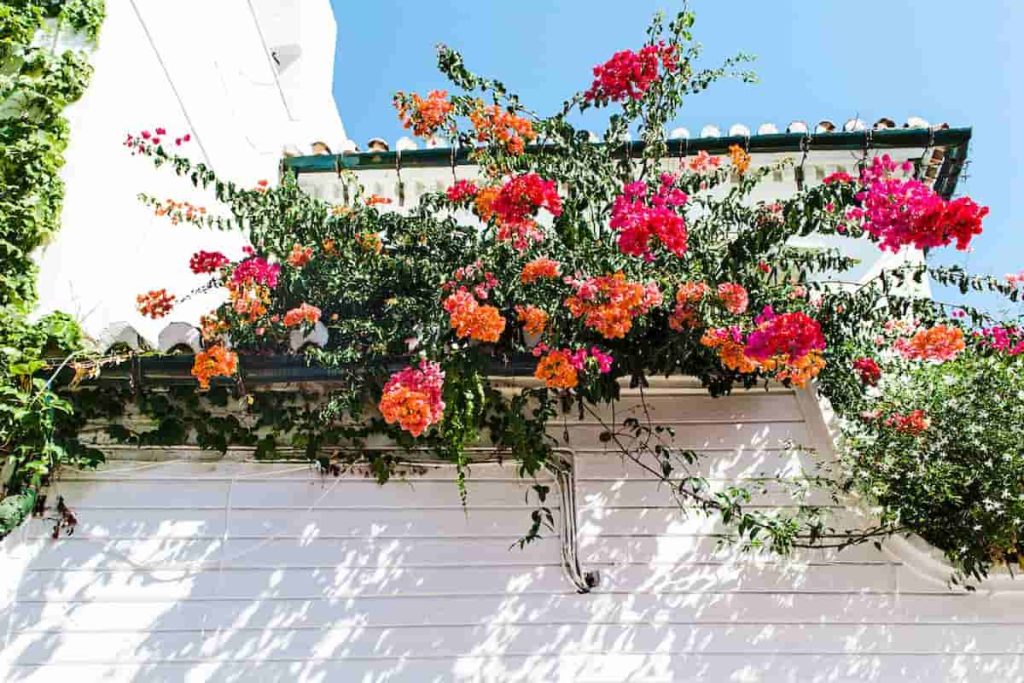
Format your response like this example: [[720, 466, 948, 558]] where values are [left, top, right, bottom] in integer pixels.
[[34, 0, 345, 342], [0, 382, 1019, 681]]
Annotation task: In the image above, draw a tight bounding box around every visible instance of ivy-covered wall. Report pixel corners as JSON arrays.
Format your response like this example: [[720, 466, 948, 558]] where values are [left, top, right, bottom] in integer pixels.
[[0, 0, 105, 535]]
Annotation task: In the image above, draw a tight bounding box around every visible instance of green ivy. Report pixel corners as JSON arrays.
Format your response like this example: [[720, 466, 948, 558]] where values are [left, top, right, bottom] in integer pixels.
[[0, 1, 104, 528]]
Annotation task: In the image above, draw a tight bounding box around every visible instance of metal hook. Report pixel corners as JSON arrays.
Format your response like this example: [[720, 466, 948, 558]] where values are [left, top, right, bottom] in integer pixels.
[[916, 127, 937, 180], [795, 133, 812, 191], [858, 128, 873, 173], [395, 149, 405, 207], [678, 135, 689, 165]]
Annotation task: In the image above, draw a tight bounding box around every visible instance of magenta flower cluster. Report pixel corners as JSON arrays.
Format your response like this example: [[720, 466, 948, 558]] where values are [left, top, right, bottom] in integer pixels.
[[848, 155, 988, 253], [609, 174, 688, 260]]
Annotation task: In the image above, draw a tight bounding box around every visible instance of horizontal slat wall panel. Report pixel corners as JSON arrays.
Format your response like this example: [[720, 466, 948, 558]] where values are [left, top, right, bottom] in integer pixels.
[[6, 623, 1024, 666], [17, 537, 561, 570], [13, 560, 946, 602], [9, 593, 1020, 635], [2, 387, 1020, 681], [562, 421, 813, 451], [4, 655, 1021, 683]]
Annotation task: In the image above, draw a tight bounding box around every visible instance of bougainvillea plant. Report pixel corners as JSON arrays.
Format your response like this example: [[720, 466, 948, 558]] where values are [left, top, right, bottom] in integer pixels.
[[114, 8, 1023, 582]]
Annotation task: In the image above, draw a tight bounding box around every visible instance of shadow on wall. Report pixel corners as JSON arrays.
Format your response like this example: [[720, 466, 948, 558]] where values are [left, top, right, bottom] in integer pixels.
[[0, 438, 1020, 681]]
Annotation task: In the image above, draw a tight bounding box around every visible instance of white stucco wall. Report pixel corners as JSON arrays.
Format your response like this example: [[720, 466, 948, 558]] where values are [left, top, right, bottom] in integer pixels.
[[34, 0, 345, 342]]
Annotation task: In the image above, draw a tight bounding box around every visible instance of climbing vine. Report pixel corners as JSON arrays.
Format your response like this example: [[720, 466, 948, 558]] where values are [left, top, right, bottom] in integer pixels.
[[0, 1, 105, 534]]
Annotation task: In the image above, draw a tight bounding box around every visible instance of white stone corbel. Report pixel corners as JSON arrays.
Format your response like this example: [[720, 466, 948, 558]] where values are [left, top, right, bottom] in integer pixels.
[[97, 322, 152, 353], [289, 321, 329, 352], [157, 322, 203, 353]]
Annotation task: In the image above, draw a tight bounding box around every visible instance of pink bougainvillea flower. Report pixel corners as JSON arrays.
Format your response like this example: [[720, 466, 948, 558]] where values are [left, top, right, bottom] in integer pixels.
[[189, 250, 229, 275], [583, 42, 679, 103], [609, 174, 688, 259], [848, 155, 988, 252], [446, 179, 479, 203], [853, 357, 882, 386], [231, 256, 280, 289]]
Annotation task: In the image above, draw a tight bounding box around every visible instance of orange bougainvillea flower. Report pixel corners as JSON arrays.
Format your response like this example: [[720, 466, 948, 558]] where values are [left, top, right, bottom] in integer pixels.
[[283, 303, 321, 328], [670, 281, 710, 329], [356, 231, 383, 254], [534, 349, 579, 390], [228, 281, 270, 322], [287, 244, 313, 268], [761, 350, 826, 388], [443, 289, 506, 343], [364, 194, 392, 207], [321, 238, 337, 255], [378, 360, 446, 437], [473, 185, 501, 223], [520, 257, 562, 284], [191, 345, 239, 390], [394, 90, 453, 138], [136, 289, 175, 319], [469, 102, 537, 155], [564, 272, 662, 339], [885, 408, 931, 435], [895, 324, 965, 362], [515, 305, 549, 336], [729, 144, 751, 174], [701, 327, 760, 374], [199, 313, 229, 342]]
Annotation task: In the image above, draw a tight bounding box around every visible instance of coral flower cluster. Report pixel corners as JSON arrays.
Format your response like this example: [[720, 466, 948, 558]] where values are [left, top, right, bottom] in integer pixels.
[[849, 155, 988, 252], [151, 198, 206, 225], [885, 409, 931, 435], [515, 305, 549, 336], [378, 360, 446, 436], [668, 281, 710, 331], [565, 272, 662, 339], [443, 290, 506, 342], [685, 150, 721, 174], [136, 289, 175, 319], [583, 41, 679, 103], [283, 303, 321, 328], [286, 244, 313, 268], [895, 324, 965, 362], [610, 175, 688, 259], [533, 346, 614, 389], [520, 257, 562, 284], [191, 345, 239, 390], [469, 102, 536, 155], [393, 90, 453, 138], [716, 282, 749, 315]]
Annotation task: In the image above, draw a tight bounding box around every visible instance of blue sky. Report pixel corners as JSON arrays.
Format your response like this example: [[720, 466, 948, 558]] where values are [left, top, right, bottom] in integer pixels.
[[331, 1, 1021, 310]]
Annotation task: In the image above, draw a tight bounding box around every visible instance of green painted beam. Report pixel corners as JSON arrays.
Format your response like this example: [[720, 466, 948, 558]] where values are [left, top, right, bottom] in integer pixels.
[[283, 127, 970, 172], [281, 126, 972, 199]]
